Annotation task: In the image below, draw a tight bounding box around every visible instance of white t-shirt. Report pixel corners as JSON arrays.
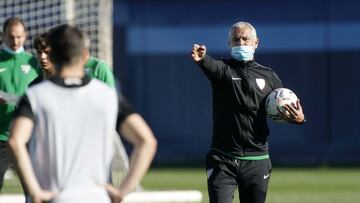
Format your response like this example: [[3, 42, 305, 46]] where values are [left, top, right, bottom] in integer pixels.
[[26, 78, 118, 203]]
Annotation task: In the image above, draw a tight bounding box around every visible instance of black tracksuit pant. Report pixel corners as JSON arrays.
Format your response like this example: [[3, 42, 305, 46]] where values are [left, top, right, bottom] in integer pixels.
[[206, 151, 272, 203], [0, 141, 11, 191]]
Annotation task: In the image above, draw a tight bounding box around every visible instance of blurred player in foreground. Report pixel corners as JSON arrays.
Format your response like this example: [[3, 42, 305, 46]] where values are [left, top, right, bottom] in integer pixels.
[[191, 21, 305, 203], [8, 24, 157, 203]]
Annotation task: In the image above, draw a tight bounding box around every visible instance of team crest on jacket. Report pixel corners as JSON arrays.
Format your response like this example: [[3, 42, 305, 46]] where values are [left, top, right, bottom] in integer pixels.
[[21, 64, 31, 74], [256, 78, 265, 90]]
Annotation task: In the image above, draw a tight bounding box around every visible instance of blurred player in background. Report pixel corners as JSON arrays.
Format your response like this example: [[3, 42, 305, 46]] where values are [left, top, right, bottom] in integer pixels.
[[30, 33, 55, 86], [191, 21, 305, 203], [0, 17, 39, 191], [8, 24, 156, 203], [31, 32, 115, 88], [83, 36, 116, 88]]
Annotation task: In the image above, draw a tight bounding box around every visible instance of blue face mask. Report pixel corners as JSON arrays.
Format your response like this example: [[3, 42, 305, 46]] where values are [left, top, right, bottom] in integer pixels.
[[2, 44, 24, 55], [231, 46, 255, 61]]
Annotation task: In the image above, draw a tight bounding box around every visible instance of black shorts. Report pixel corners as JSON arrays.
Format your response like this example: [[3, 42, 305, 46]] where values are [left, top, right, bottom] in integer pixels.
[[206, 151, 272, 203]]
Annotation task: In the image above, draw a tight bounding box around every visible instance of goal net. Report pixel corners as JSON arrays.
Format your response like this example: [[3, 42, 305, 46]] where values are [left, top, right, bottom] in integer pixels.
[[0, 0, 128, 188], [111, 131, 132, 187], [0, 1, 203, 202], [0, 0, 113, 67]]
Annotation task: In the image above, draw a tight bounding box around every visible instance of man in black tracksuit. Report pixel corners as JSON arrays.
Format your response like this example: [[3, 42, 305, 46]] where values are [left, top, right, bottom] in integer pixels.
[[191, 21, 305, 203]]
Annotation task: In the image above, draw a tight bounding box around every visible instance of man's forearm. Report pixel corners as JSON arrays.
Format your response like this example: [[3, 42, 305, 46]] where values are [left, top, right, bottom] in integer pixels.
[[9, 140, 42, 197], [119, 140, 157, 195], [118, 113, 157, 195], [8, 117, 42, 197], [197, 54, 226, 79]]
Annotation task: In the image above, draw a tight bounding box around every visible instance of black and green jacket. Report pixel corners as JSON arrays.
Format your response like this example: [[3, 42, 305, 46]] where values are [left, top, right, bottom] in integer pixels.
[[196, 54, 283, 159]]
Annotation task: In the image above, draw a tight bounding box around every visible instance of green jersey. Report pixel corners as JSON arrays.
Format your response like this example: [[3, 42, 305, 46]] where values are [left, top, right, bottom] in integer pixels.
[[0, 49, 39, 141], [85, 56, 115, 87]]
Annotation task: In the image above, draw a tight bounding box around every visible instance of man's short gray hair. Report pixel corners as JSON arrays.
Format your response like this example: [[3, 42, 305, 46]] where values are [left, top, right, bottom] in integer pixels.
[[229, 21, 257, 39]]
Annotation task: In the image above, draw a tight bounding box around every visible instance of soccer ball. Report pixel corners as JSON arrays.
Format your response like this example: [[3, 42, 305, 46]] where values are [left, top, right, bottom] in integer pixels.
[[266, 88, 299, 121]]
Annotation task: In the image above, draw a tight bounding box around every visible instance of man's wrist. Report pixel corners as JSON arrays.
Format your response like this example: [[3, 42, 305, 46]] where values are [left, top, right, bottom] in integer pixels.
[[296, 117, 306, 125], [196, 55, 206, 63]]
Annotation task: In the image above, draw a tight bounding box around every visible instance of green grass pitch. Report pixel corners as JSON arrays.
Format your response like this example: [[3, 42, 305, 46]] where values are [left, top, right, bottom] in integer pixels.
[[3, 168, 360, 203]]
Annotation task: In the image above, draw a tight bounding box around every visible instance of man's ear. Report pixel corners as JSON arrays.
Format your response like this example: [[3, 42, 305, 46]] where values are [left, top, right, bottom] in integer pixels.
[[228, 40, 233, 49], [254, 37, 259, 49], [83, 49, 90, 61], [81, 49, 90, 65]]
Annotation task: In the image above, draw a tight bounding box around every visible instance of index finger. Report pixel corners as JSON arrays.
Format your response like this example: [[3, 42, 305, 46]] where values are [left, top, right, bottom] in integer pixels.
[[193, 44, 200, 49], [198, 45, 206, 51]]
